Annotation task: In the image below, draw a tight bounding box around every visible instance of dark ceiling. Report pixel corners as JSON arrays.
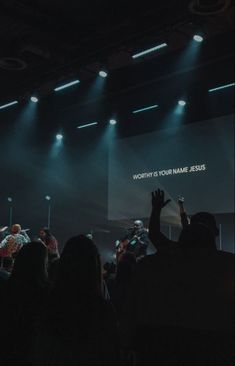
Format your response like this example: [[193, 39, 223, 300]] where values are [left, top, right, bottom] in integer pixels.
[[0, 0, 234, 105]]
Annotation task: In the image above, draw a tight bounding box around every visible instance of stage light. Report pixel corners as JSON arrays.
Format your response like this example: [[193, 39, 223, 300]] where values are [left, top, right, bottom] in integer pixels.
[[132, 43, 167, 59], [109, 119, 117, 125], [54, 80, 80, 91], [30, 96, 38, 103], [77, 122, 98, 129], [45, 195, 51, 201], [193, 35, 203, 42], [56, 134, 63, 140], [0, 100, 18, 110], [99, 70, 108, 78], [208, 82, 235, 93], [132, 104, 158, 114], [7, 197, 13, 202], [178, 100, 186, 106]]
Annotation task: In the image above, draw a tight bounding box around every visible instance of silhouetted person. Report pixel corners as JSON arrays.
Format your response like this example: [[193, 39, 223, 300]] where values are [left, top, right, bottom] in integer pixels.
[[0, 241, 49, 366], [33, 235, 120, 366], [0, 257, 13, 292], [149, 189, 219, 253], [125, 189, 234, 365], [109, 252, 136, 318], [47, 255, 60, 284]]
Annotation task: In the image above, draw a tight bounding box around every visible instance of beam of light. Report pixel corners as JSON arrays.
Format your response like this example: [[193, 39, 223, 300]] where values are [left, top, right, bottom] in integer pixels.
[[0, 100, 18, 110], [50, 134, 64, 158], [208, 82, 235, 93], [132, 104, 158, 114], [54, 80, 80, 91], [193, 35, 203, 42], [178, 100, 186, 106], [77, 122, 98, 129], [132, 43, 167, 59], [99, 70, 108, 77], [109, 119, 117, 125]]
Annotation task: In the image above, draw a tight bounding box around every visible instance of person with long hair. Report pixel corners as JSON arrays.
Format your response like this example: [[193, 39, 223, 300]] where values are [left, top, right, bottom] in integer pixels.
[[0, 241, 49, 366], [38, 227, 59, 260], [34, 235, 120, 366]]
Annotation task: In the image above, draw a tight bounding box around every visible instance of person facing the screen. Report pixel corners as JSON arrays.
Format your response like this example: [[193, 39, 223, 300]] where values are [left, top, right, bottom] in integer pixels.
[[149, 189, 219, 253]]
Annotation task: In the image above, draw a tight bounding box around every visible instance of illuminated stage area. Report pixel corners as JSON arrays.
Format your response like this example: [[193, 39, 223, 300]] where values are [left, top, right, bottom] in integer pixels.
[[0, 3, 234, 365]]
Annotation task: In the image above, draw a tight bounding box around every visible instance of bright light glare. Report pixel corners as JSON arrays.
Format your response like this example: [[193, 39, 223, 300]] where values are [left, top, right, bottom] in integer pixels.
[[30, 96, 38, 103], [0, 100, 18, 110], [77, 122, 98, 129], [99, 70, 108, 77], [7, 197, 13, 202], [56, 134, 63, 140], [132, 43, 167, 59], [178, 100, 186, 106], [109, 119, 117, 125], [208, 82, 235, 93], [45, 195, 51, 201], [132, 104, 158, 114], [193, 35, 203, 42], [54, 80, 80, 91]]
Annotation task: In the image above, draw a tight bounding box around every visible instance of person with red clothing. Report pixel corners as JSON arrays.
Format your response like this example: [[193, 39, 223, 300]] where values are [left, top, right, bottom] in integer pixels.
[[39, 228, 59, 260], [0, 224, 30, 258]]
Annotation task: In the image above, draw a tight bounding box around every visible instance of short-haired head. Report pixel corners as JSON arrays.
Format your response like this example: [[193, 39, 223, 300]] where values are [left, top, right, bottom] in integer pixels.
[[11, 224, 21, 234]]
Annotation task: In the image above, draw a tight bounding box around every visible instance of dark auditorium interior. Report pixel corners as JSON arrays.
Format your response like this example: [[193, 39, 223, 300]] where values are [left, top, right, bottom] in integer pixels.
[[0, 1, 234, 366]]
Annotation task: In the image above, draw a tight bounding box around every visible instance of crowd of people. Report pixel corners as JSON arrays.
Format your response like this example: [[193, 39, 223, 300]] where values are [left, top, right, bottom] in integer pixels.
[[0, 189, 234, 366]]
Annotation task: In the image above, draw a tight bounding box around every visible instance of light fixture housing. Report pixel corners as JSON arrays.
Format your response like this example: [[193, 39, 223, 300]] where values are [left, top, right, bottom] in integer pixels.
[[132, 43, 167, 59], [77, 122, 98, 129], [208, 82, 235, 93], [0, 100, 18, 110], [178, 100, 186, 106], [56, 134, 63, 140], [193, 34, 204, 42], [54, 80, 80, 91], [99, 70, 108, 78], [132, 104, 158, 114], [30, 96, 38, 103]]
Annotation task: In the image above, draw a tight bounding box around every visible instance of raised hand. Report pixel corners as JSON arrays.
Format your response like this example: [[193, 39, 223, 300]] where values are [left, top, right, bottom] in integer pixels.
[[151, 189, 171, 212], [149, 189, 172, 251]]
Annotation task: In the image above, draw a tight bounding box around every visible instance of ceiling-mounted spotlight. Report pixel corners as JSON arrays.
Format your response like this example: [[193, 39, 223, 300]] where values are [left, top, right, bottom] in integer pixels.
[[56, 134, 63, 140], [193, 34, 203, 42], [99, 70, 108, 77], [30, 96, 38, 103], [178, 100, 186, 106]]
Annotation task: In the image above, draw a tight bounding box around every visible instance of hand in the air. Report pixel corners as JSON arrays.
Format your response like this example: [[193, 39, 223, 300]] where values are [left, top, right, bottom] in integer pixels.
[[151, 189, 171, 212]]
